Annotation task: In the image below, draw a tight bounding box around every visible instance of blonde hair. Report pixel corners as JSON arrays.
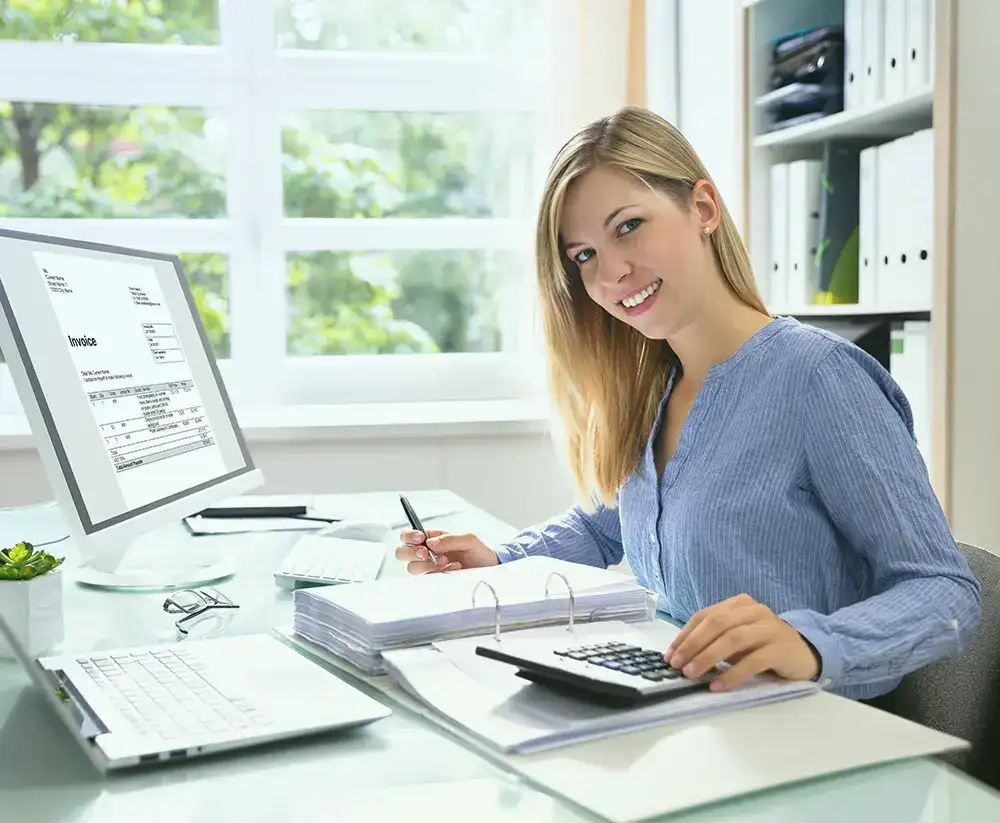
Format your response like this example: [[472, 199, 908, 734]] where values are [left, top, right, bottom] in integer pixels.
[[536, 106, 766, 508]]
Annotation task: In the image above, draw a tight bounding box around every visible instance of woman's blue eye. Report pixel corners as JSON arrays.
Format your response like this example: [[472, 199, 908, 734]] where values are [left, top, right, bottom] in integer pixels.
[[619, 217, 642, 235], [574, 248, 595, 265]]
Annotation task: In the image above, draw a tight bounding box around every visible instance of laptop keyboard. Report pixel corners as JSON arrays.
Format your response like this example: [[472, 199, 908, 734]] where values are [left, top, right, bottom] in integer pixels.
[[77, 648, 272, 740]]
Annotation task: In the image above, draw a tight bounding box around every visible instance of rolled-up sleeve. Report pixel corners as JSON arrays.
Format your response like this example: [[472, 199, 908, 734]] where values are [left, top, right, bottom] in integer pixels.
[[780, 345, 981, 688]]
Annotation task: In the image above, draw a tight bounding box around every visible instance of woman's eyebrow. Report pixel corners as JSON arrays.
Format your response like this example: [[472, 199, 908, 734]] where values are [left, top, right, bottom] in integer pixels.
[[564, 204, 638, 249]]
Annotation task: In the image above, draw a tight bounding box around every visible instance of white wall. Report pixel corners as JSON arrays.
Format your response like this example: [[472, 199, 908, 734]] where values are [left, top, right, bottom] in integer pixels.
[[945, 0, 1000, 553], [677, 0, 745, 232], [0, 431, 577, 532]]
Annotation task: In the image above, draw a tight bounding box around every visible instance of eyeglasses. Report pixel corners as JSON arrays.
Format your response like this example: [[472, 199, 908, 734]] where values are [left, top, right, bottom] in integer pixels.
[[162, 587, 239, 634]]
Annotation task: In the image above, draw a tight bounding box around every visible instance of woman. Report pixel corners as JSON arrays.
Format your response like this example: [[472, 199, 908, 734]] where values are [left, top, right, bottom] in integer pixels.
[[394, 106, 981, 700]]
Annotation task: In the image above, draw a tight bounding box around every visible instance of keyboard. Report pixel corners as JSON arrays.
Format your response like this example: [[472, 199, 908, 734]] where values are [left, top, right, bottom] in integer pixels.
[[274, 533, 386, 589], [78, 648, 271, 740], [477, 639, 716, 707]]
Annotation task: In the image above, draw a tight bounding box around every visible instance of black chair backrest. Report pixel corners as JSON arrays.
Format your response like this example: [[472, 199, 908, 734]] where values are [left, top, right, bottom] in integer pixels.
[[869, 542, 1000, 789]]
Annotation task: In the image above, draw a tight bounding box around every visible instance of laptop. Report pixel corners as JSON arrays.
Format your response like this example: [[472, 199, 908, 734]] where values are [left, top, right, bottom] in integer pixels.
[[0, 613, 390, 773]]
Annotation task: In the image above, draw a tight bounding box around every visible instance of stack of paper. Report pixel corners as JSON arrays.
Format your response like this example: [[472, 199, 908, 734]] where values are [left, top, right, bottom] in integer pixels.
[[292, 556, 655, 675], [381, 619, 818, 755]]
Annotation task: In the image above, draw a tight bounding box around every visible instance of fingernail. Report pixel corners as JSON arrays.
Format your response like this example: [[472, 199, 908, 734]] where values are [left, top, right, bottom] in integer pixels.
[[443, 563, 461, 572], [670, 654, 683, 668], [683, 663, 696, 678], [710, 679, 724, 691]]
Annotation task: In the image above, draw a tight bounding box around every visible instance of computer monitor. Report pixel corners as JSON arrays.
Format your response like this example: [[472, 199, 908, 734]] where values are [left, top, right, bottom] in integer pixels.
[[0, 229, 263, 589]]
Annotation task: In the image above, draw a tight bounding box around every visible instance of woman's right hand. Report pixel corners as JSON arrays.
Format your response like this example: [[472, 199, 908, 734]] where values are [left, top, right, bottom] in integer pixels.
[[394, 529, 500, 575]]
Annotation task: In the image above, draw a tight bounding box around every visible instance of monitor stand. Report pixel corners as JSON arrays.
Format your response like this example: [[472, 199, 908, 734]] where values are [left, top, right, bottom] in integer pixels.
[[0, 500, 235, 591], [74, 557, 235, 591], [73, 531, 236, 591]]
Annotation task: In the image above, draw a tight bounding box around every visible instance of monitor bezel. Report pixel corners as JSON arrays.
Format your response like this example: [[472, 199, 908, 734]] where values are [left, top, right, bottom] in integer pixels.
[[0, 228, 261, 561]]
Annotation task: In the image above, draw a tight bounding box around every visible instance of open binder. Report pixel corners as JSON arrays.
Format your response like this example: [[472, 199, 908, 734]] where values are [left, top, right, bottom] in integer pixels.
[[279, 559, 968, 822], [291, 556, 656, 675], [380, 614, 818, 756]]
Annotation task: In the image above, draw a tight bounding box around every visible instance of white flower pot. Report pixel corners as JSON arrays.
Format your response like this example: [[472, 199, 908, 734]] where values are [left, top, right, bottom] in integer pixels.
[[0, 570, 64, 659]]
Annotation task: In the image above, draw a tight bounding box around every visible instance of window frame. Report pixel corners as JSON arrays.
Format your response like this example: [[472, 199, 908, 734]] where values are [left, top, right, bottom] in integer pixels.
[[0, 2, 555, 415]]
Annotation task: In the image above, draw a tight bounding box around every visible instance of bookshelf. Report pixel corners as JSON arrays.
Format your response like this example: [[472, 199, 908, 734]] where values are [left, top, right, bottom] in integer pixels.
[[753, 86, 932, 148], [739, 0, 943, 491], [736, 0, 1000, 549]]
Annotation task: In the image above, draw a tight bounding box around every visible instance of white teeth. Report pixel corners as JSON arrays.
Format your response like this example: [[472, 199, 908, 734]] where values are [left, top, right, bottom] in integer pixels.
[[621, 280, 660, 309]]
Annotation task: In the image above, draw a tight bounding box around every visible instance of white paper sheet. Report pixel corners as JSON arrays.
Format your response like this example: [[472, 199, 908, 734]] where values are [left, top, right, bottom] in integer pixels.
[[311, 489, 466, 528], [183, 516, 326, 535]]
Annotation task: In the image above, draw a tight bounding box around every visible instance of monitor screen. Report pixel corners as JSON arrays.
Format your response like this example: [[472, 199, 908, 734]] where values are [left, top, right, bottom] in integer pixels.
[[0, 232, 254, 534]]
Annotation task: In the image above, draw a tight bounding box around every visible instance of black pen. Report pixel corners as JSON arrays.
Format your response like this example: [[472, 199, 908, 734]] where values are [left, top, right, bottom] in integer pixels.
[[400, 495, 436, 561]]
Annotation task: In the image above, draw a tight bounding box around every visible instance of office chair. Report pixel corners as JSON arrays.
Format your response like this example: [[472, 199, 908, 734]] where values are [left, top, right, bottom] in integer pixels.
[[865, 541, 1000, 790]]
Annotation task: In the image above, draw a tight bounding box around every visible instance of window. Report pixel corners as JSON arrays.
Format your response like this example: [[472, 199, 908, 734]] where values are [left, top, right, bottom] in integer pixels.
[[0, 1, 558, 414]]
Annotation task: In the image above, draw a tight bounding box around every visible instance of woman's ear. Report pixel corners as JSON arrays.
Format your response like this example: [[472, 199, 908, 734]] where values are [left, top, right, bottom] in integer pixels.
[[690, 179, 721, 234]]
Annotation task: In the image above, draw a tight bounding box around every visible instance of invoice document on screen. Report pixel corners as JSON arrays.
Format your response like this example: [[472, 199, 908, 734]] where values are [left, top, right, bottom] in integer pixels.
[[35, 251, 227, 511]]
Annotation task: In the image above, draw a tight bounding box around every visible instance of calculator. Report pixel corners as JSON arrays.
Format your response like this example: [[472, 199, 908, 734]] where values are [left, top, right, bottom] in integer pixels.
[[476, 639, 716, 707]]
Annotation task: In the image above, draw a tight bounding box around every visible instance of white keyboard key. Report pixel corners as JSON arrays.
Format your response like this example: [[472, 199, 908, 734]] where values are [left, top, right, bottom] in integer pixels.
[[274, 534, 385, 589]]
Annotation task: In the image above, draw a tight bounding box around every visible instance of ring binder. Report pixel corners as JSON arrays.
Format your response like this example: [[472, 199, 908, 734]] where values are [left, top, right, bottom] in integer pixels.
[[472, 579, 502, 643], [545, 571, 576, 633]]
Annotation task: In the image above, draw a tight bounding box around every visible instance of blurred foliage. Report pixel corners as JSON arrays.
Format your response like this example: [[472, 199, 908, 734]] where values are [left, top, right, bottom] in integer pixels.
[[275, 0, 536, 53], [0, 0, 533, 360], [0, 0, 219, 45]]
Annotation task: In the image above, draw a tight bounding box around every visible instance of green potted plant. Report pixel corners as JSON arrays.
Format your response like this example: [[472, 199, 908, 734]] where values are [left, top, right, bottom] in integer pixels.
[[0, 542, 65, 658]]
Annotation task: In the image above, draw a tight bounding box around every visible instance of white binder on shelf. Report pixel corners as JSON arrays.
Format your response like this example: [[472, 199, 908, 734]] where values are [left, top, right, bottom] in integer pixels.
[[786, 159, 822, 307], [905, 128, 934, 308], [863, 0, 886, 107], [844, 0, 864, 110], [858, 146, 880, 308], [768, 162, 790, 309], [875, 136, 904, 308], [905, 0, 932, 92], [891, 321, 932, 470], [883, 0, 908, 101]]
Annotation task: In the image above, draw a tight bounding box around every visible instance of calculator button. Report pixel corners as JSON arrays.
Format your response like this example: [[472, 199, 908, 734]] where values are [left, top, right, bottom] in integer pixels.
[[641, 671, 666, 681], [566, 652, 589, 661], [621, 665, 641, 676], [586, 656, 611, 665], [599, 660, 623, 671]]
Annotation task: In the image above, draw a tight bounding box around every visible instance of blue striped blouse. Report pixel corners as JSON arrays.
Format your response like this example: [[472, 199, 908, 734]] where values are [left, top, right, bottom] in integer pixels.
[[495, 317, 981, 699]]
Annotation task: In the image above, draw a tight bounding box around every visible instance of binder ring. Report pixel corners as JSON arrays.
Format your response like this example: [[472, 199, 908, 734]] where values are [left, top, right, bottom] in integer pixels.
[[545, 571, 576, 632], [472, 580, 502, 643]]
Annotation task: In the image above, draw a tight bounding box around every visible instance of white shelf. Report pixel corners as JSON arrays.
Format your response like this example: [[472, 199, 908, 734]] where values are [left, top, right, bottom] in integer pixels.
[[771, 304, 932, 317], [754, 88, 934, 148]]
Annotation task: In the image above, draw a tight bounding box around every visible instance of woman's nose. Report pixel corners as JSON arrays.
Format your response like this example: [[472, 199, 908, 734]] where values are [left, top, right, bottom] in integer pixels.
[[597, 249, 632, 285]]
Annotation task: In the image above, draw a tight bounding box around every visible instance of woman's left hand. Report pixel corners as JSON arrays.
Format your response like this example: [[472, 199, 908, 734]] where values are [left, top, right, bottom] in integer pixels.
[[665, 594, 821, 691]]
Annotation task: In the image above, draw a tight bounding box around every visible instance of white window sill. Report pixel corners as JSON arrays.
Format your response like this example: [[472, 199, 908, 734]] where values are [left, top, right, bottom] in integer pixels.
[[0, 399, 554, 451]]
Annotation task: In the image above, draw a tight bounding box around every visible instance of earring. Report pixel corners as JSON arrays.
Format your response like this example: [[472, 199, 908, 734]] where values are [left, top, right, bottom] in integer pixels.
[[703, 227, 712, 236]]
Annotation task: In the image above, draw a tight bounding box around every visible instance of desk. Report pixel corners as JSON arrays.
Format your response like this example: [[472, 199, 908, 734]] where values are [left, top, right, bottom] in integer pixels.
[[0, 492, 998, 823]]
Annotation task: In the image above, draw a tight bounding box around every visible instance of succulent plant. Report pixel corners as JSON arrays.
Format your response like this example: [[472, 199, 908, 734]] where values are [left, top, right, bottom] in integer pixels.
[[0, 542, 64, 581]]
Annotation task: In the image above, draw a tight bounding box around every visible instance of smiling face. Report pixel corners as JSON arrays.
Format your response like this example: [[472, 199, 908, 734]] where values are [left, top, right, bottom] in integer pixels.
[[559, 164, 720, 340]]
